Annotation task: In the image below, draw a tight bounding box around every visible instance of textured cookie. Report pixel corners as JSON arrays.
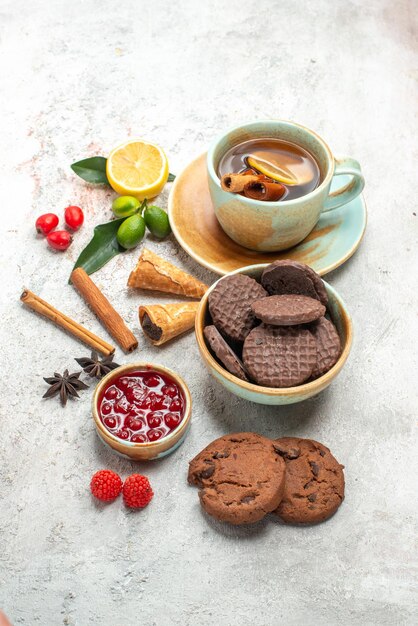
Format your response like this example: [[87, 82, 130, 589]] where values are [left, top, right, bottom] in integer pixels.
[[204, 325, 249, 382], [273, 437, 345, 524], [310, 317, 341, 378], [251, 294, 326, 326], [188, 433, 286, 525], [208, 274, 267, 342], [242, 325, 317, 387], [261, 260, 328, 306]]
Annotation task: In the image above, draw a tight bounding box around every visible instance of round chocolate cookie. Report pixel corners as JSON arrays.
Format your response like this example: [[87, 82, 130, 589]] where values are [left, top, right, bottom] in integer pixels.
[[242, 324, 317, 387], [251, 294, 326, 326], [261, 260, 328, 306], [204, 325, 249, 382], [188, 433, 286, 525], [273, 437, 345, 524], [310, 316, 341, 378], [208, 274, 267, 342]]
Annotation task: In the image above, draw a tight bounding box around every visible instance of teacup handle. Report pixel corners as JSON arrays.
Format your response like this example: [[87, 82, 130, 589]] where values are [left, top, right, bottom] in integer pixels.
[[322, 156, 365, 213]]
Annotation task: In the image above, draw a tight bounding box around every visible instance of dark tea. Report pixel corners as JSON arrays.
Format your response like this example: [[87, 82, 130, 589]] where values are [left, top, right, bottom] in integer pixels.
[[218, 138, 321, 201]]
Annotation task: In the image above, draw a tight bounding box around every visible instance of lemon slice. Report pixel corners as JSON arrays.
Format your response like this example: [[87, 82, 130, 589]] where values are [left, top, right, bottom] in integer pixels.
[[107, 140, 169, 200], [247, 155, 298, 185]]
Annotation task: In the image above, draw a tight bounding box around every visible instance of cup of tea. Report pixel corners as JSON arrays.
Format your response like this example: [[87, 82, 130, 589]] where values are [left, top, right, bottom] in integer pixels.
[[206, 120, 365, 252]]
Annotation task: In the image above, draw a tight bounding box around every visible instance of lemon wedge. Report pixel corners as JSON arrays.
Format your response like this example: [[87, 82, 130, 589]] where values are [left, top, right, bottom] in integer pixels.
[[106, 140, 169, 200], [247, 155, 298, 185]]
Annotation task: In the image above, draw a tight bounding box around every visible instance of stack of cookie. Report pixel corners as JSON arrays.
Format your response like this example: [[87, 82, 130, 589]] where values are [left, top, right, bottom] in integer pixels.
[[204, 260, 341, 387], [188, 433, 345, 525]]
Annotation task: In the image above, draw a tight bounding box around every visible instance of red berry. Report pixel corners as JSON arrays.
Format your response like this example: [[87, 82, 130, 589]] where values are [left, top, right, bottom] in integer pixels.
[[165, 412, 180, 430], [101, 402, 112, 415], [169, 398, 182, 412], [125, 416, 144, 431], [64, 205, 84, 231], [90, 469, 122, 502], [47, 230, 72, 251], [35, 213, 59, 235], [131, 433, 147, 443], [147, 412, 162, 428], [162, 384, 178, 398], [148, 428, 163, 442], [144, 374, 160, 388], [105, 387, 118, 400], [123, 474, 153, 508], [103, 416, 117, 429], [114, 401, 129, 414], [116, 429, 129, 440]]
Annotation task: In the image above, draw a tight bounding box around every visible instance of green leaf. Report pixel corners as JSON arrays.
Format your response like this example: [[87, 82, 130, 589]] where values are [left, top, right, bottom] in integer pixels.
[[168, 173, 176, 182], [70, 218, 126, 279], [71, 156, 110, 185]]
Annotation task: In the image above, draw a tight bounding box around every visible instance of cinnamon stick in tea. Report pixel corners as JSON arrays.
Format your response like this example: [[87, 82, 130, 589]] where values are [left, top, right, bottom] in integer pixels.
[[243, 179, 286, 201], [220, 173, 260, 193], [71, 268, 138, 353], [20, 289, 115, 355]]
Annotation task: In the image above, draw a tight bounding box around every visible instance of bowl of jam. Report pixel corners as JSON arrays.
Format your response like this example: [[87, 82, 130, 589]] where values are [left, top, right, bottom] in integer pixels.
[[92, 363, 192, 460]]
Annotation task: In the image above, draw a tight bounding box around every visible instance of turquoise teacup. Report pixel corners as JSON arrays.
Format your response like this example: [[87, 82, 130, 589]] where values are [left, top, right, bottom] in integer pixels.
[[207, 120, 364, 252]]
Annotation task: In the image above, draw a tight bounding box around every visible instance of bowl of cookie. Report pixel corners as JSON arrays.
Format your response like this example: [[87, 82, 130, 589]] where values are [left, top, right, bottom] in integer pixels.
[[195, 260, 353, 405]]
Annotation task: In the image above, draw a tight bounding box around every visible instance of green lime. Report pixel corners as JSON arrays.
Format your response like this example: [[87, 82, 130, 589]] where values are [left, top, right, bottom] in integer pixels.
[[112, 195, 141, 218], [144, 205, 171, 239], [117, 214, 146, 249]]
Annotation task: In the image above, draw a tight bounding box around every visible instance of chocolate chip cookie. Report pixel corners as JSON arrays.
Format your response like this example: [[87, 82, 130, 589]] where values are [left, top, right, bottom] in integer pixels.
[[188, 433, 286, 525], [208, 274, 267, 342], [242, 325, 317, 387], [251, 294, 325, 326], [273, 437, 345, 524], [261, 260, 328, 306], [204, 325, 249, 382]]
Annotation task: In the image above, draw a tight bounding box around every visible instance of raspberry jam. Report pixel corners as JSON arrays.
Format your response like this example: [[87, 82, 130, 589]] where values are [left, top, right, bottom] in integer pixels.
[[98, 370, 185, 443]]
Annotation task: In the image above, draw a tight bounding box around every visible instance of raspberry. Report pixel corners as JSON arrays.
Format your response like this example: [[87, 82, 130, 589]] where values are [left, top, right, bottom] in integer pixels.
[[90, 470, 122, 502], [123, 474, 154, 508]]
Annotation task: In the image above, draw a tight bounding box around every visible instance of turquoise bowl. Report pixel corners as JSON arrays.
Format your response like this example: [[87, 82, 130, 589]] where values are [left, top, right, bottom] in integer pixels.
[[195, 264, 353, 405]]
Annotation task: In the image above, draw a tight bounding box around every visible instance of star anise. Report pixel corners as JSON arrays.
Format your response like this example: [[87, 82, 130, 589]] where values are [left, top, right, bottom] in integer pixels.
[[75, 351, 120, 379], [43, 370, 89, 406]]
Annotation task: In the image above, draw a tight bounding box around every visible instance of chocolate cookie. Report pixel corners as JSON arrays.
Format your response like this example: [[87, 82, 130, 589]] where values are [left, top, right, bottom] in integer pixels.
[[251, 294, 326, 326], [188, 433, 286, 525], [204, 325, 249, 382], [261, 260, 328, 306], [208, 274, 267, 342], [310, 317, 341, 378], [274, 437, 345, 524], [242, 325, 317, 387]]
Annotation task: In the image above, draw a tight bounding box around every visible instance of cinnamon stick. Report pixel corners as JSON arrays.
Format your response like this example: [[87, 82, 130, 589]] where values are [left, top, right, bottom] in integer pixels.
[[243, 180, 286, 201], [220, 173, 260, 193], [20, 289, 115, 355], [71, 268, 138, 353]]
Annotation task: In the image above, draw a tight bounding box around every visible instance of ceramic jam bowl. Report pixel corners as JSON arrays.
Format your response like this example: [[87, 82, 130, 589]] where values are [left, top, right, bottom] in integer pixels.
[[92, 363, 192, 460], [195, 264, 353, 405]]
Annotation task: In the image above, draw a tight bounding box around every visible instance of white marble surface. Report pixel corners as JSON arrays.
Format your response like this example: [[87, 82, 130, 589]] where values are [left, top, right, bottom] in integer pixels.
[[0, 0, 417, 624]]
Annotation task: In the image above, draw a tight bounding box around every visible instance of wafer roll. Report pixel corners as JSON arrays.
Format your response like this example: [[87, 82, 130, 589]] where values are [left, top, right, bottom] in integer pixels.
[[128, 249, 208, 298], [139, 302, 199, 345]]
